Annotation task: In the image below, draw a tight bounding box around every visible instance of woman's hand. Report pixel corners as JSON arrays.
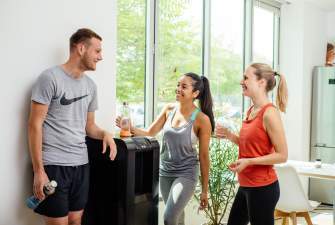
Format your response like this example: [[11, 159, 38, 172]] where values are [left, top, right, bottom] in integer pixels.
[[215, 124, 230, 139], [115, 116, 122, 128], [229, 158, 251, 173], [115, 116, 133, 131], [198, 192, 208, 210]]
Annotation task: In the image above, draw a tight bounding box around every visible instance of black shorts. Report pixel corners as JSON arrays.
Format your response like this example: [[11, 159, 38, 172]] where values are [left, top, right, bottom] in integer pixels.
[[34, 164, 89, 218]]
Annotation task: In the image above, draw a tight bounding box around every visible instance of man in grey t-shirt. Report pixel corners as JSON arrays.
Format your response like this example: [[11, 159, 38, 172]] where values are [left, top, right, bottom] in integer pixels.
[[28, 28, 117, 225]]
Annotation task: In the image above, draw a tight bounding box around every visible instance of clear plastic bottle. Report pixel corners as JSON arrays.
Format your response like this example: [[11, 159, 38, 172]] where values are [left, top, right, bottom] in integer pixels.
[[119, 102, 132, 137], [26, 180, 57, 209]]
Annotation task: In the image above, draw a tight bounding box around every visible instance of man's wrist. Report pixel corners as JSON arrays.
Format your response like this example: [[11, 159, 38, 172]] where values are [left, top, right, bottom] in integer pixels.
[[33, 166, 45, 174], [102, 130, 113, 138]]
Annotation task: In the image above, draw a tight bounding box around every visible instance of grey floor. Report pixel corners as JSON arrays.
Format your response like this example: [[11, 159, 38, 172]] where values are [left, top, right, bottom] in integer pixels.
[[158, 200, 333, 225]]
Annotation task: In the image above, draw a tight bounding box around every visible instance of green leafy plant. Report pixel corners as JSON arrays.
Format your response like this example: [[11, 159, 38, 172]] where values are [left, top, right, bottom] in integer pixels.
[[195, 137, 238, 225]]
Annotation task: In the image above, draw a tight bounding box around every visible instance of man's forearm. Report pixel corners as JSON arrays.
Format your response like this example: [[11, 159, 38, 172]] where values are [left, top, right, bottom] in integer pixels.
[[28, 124, 44, 173], [86, 123, 111, 140]]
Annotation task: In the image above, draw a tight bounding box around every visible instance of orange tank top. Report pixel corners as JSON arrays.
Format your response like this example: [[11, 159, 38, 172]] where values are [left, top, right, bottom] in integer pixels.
[[238, 103, 277, 187]]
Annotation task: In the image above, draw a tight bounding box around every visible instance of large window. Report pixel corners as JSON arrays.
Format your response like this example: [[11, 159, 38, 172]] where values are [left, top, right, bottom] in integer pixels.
[[209, 0, 244, 128], [252, 1, 280, 101], [116, 0, 146, 127], [156, 0, 203, 114], [116, 0, 281, 127], [252, 1, 278, 66]]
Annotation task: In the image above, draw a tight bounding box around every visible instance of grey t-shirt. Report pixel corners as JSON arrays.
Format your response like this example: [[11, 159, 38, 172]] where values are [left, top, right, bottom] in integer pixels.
[[31, 66, 98, 166]]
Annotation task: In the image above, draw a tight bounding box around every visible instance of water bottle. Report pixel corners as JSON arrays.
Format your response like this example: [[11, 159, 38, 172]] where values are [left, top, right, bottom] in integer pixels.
[[315, 148, 322, 168], [26, 180, 57, 209], [119, 102, 132, 137]]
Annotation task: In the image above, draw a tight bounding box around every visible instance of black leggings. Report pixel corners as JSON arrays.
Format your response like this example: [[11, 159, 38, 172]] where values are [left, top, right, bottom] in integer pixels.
[[227, 181, 280, 225]]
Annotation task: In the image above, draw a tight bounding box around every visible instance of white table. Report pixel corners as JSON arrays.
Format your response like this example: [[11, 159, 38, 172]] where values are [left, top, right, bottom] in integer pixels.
[[284, 160, 335, 225]]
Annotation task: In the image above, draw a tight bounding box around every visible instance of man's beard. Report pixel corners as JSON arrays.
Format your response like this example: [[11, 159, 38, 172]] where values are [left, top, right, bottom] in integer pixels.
[[82, 55, 95, 71]]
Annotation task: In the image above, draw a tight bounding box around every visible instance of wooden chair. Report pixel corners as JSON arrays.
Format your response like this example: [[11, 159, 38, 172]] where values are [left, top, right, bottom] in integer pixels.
[[275, 165, 320, 225]]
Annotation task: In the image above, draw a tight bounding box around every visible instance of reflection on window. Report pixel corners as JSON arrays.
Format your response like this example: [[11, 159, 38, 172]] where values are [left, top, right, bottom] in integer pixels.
[[210, 0, 244, 128], [116, 0, 146, 127], [156, 0, 203, 115], [253, 6, 275, 66]]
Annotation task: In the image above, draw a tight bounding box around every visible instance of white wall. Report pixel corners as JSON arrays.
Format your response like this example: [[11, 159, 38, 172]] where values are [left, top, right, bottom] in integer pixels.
[[0, 1, 116, 224], [327, 11, 335, 41], [280, 0, 327, 161]]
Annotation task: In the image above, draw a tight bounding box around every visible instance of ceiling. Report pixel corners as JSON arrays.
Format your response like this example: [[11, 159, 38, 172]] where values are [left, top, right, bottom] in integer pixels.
[[304, 0, 335, 11]]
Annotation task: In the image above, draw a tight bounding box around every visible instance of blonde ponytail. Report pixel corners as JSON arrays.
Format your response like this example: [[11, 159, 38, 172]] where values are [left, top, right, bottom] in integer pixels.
[[250, 63, 288, 112], [276, 74, 288, 113]]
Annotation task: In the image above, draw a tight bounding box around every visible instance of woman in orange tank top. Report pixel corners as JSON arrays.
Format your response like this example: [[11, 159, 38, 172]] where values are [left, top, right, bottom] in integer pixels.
[[216, 63, 288, 225]]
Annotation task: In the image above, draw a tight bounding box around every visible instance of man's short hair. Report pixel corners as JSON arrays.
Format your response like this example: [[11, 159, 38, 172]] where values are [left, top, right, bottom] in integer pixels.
[[327, 43, 334, 52], [70, 28, 102, 50]]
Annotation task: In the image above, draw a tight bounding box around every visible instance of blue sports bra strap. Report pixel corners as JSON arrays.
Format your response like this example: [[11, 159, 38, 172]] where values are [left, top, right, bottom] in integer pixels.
[[168, 106, 177, 119], [190, 108, 200, 121]]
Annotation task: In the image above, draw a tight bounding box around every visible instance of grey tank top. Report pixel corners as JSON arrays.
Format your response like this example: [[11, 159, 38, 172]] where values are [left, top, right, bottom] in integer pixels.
[[159, 107, 200, 181]]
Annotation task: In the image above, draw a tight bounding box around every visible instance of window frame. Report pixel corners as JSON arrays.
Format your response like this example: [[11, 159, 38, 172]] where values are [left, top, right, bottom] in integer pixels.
[[116, 0, 282, 126]]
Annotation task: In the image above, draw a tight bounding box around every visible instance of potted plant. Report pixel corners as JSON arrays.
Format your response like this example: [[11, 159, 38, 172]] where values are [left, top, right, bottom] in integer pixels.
[[195, 137, 238, 225]]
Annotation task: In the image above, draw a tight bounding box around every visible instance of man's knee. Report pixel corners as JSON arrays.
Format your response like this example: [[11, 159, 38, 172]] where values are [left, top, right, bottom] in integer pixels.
[[68, 209, 83, 225], [68, 219, 81, 225], [68, 214, 82, 225]]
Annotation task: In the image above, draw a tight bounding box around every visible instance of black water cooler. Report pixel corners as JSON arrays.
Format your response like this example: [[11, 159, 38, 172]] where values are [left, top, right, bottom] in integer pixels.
[[82, 136, 160, 225]]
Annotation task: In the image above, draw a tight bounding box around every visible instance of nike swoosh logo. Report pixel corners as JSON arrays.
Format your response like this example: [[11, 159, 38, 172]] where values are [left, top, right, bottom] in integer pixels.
[[60, 93, 88, 105]]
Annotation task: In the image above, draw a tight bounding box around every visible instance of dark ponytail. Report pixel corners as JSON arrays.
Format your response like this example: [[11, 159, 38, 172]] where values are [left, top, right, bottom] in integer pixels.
[[184, 72, 215, 132]]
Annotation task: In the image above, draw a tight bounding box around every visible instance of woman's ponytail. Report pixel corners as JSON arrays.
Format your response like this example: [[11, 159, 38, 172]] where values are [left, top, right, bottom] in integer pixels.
[[184, 72, 215, 132], [250, 63, 288, 113], [276, 74, 288, 113]]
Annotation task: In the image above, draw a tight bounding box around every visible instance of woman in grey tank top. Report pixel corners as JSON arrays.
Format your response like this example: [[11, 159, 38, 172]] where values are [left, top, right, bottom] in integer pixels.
[[116, 72, 215, 225]]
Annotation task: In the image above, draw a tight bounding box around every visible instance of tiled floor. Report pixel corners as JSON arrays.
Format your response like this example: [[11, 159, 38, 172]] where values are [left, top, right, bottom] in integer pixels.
[[159, 200, 333, 225], [158, 199, 208, 225], [287, 206, 334, 225]]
